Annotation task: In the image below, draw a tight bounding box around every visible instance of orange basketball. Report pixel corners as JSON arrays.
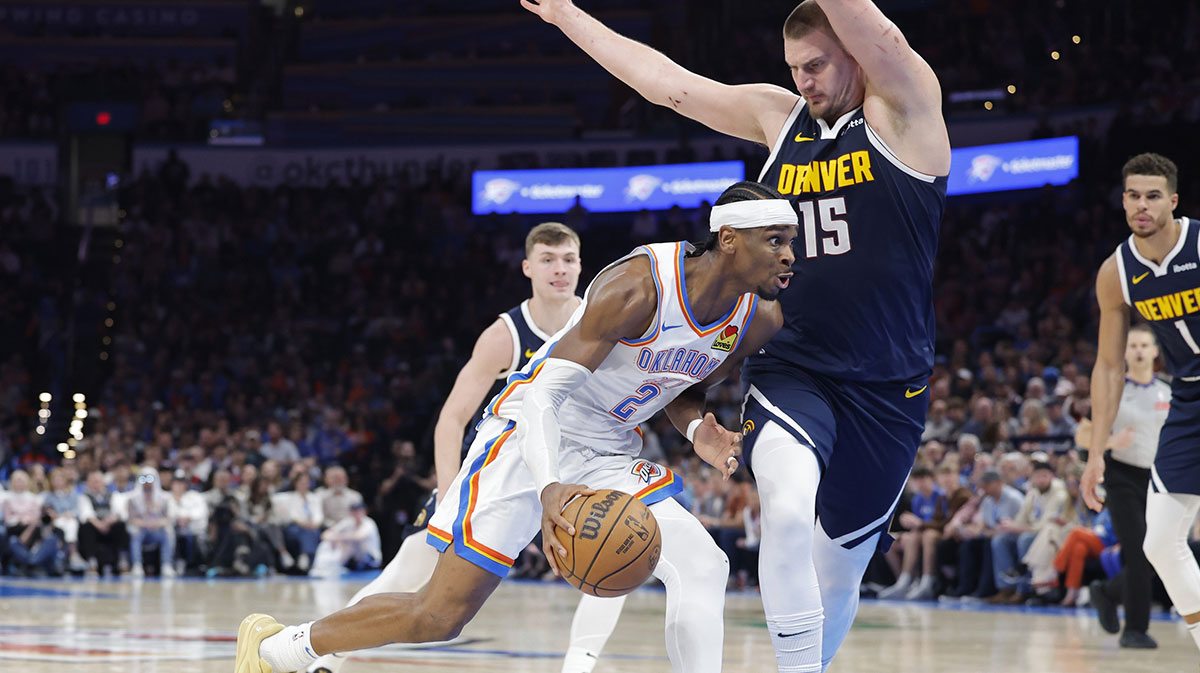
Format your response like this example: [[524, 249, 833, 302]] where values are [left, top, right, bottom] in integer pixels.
[[554, 489, 661, 597]]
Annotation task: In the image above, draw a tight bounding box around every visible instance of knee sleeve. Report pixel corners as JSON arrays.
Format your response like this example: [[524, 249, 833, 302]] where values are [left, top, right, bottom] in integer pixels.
[[652, 497, 727, 673]]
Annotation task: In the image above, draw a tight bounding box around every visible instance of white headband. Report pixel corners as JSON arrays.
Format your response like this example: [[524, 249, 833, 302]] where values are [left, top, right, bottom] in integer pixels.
[[709, 199, 799, 231]]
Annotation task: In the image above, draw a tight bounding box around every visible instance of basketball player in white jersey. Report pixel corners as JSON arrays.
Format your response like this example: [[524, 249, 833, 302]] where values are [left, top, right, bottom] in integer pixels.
[[1084, 153, 1200, 654], [1075, 324, 1168, 649], [236, 181, 799, 673], [304, 222, 631, 673]]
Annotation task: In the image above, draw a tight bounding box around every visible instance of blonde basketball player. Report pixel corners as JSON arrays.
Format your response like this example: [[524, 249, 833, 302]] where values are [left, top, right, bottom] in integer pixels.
[[236, 181, 798, 673], [304, 223, 629, 673]]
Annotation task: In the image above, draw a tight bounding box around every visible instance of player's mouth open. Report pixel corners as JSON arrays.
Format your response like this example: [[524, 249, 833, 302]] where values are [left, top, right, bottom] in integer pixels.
[[776, 273, 792, 290]]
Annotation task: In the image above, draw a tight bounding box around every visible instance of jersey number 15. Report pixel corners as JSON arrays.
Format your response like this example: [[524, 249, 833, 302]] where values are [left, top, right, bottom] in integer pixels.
[[796, 197, 851, 259]]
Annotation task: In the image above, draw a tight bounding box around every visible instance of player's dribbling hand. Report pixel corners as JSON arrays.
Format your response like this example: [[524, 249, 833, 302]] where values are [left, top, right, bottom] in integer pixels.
[[691, 412, 742, 480], [539, 481, 596, 578], [1081, 456, 1106, 512], [519, 0, 573, 25]]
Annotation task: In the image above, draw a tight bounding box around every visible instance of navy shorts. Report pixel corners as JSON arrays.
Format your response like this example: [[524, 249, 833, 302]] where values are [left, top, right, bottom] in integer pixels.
[[1153, 382, 1200, 496], [741, 357, 928, 551], [403, 490, 438, 538]]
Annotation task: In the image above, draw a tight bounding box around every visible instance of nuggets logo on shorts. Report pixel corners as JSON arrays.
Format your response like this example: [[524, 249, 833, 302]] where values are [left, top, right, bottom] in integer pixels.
[[630, 459, 663, 484], [413, 507, 428, 528], [742, 419, 755, 436], [711, 325, 739, 352]]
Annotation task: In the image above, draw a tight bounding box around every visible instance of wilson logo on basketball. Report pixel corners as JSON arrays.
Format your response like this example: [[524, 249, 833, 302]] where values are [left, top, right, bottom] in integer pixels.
[[579, 490, 624, 541], [630, 459, 663, 484], [711, 325, 738, 352]]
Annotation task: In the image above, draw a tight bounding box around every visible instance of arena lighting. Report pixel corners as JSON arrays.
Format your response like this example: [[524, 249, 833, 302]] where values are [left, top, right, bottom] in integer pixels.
[[1007, 85, 1017, 94], [38, 409, 50, 419], [983, 101, 994, 111], [39, 392, 51, 403], [1051, 51, 1061, 60], [1072, 35, 1081, 44], [35, 426, 45, 435], [100, 352, 108, 361], [73, 393, 85, 403], [95, 110, 111, 126], [64, 450, 76, 460], [75, 409, 87, 419], [56, 443, 68, 452], [105, 318, 113, 327]]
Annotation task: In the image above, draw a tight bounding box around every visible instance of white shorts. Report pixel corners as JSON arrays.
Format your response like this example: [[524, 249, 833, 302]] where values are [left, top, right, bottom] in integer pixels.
[[427, 416, 683, 577]]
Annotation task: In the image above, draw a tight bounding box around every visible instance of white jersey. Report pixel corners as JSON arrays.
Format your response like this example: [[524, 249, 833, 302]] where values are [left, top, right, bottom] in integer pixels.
[[483, 241, 763, 456], [1112, 376, 1171, 469]]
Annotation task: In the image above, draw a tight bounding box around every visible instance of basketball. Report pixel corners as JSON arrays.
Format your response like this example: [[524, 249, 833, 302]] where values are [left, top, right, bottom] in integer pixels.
[[554, 489, 661, 597]]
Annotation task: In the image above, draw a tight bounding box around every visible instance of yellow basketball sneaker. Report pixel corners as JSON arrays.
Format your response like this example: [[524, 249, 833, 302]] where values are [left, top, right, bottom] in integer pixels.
[[235, 613, 285, 673]]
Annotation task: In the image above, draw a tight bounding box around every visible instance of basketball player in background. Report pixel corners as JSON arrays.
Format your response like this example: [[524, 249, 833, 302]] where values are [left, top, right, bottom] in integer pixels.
[[1083, 153, 1200, 654], [1075, 324, 1167, 649], [236, 182, 798, 673], [304, 222, 627, 673], [524, 1, 949, 669]]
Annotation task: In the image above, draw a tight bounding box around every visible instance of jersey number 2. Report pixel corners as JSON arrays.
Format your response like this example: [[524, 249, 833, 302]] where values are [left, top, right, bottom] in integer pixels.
[[797, 197, 851, 259], [610, 384, 661, 421]]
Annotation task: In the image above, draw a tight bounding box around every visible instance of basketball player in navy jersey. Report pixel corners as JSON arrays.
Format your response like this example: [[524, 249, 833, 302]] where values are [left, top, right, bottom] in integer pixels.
[[525, 1, 949, 669], [305, 222, 626, 673], [1083, 153, 1200, 655]]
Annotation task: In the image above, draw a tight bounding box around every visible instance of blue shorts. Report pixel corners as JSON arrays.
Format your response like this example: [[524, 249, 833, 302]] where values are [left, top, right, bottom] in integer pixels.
[[741, 356, 928, 551], [1153, 382, 1200, 496]]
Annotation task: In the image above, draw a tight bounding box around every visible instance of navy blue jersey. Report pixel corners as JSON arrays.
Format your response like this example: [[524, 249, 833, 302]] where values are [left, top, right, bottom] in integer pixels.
[[755, 101, 947, 381], [460, 300, 549, 455], [1118, 217, 1200, 380]]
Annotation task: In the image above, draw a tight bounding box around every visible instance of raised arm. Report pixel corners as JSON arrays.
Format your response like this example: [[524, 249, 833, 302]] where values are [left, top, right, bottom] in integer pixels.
[[522, 0, 798, 146], [1082, 255, 1131, 511], [816, 0, 950, 174], [664, 300, 785, 478], [432, 318, 515, 503]]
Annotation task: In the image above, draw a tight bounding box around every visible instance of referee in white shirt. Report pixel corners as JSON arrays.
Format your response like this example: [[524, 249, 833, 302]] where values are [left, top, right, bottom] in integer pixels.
[[1078, 324, 1168, 649]]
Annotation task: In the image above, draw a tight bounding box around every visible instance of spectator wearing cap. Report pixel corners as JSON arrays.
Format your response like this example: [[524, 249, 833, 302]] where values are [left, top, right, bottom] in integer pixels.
[[988, 462, 1068, 604], [309, 500, 380, 578], [127, 466, 176, 578], [954, 470, 1024, 603], [167, 474, 208, 573]]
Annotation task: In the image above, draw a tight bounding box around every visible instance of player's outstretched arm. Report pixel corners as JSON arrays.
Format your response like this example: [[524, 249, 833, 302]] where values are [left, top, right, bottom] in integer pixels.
[[521, 0, 797, 146], [1083, 255, 1131, 512], [815, 0, 949, 174], [432, 318, 515, 503], [664, 301, 785, 478], [518, 257, 658, 575]]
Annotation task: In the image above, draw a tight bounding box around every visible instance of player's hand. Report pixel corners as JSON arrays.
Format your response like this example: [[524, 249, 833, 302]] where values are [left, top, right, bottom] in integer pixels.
[[691, 412, 742, 480], [1110, 426, 1135, 451], [1081, 455, 1106, 512], [538, 481, 596, 578], [519, 0, 573, 25]]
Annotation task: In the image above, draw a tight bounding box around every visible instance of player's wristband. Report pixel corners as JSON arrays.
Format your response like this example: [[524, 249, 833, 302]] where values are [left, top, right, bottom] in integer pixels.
[[685, 418, 703, 444]]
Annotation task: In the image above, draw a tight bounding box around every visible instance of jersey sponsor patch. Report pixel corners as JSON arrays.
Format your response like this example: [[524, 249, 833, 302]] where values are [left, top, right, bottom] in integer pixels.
[[630, 459, 663, 484], [711, 325, 739, 352]]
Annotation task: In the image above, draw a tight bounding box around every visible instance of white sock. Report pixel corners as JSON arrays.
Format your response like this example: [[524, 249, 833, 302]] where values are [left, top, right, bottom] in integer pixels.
[[561, 594, 626, 673], [893, 572, 912, 588], [260, 622, 318, 673], [562, 646, 601, 673], [765, 609, 824, 673]]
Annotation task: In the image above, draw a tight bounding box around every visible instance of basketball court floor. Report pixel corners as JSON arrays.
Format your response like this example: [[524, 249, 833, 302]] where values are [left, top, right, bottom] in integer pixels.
[[0, 573, 1191, 672]]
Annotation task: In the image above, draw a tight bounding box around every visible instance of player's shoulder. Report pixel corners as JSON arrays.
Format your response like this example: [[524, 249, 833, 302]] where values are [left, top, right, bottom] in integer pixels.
[[753, 297, 785, 332], [587, 255, 657, 313]]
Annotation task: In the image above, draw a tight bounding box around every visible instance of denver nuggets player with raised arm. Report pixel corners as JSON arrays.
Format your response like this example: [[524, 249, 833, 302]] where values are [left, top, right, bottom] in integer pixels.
[[305, 222, 636, 673], [1083, 153, 1200, 656], [524, 1, 949, 669], [235, 182, 798, 673]]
